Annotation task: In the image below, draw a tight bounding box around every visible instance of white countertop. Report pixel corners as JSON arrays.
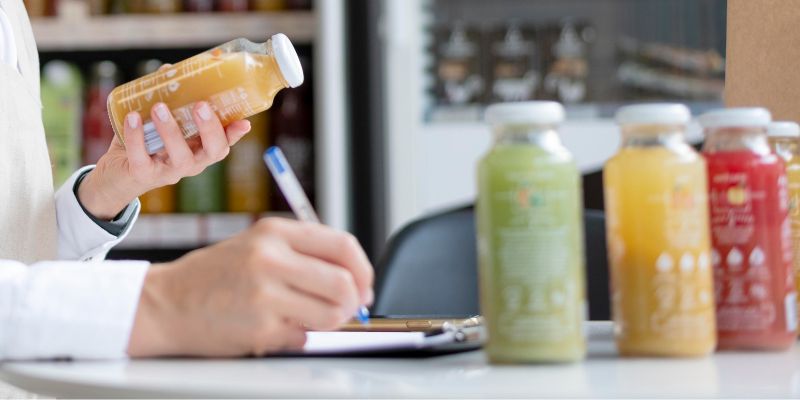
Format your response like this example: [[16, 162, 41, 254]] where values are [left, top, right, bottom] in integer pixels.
[[2, 322, 799, 398]]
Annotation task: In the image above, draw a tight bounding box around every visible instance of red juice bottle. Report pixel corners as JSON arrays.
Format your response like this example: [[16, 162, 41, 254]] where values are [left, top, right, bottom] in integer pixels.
[[700, 108, 798, 350], [83, 61, 121, 165]]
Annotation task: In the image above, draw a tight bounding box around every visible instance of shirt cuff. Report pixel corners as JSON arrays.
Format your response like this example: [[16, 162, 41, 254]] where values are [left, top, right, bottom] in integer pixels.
[[55, 166, 141, 261], [72, 169, 134, 237], [0, 260, 149, 360]]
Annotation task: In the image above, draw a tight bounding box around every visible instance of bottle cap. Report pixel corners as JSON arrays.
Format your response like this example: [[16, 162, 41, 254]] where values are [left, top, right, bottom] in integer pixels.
[[43, 61, 75, 86], [485, 101, 565, 125], [698, 108, 772, 129], [767, 121, 800, 138], [271, 33, 304, 88], [615, 103, 691, 125]]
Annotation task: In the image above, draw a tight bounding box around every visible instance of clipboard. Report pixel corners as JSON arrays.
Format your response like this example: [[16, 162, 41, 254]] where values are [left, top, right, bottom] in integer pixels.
[[277, 318, 486, 357]]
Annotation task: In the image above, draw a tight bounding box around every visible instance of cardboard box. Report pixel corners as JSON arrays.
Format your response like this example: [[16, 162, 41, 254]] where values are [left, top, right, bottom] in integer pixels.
[[726, 0, 800, 122]]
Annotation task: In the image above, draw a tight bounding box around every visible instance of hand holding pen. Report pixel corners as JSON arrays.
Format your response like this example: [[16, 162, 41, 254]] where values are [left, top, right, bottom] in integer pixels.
[[265, 146, 371, 325]]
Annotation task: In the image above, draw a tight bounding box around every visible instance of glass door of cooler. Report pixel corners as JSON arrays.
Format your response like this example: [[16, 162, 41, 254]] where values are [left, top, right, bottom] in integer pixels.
[[379, 0, 726, 236]]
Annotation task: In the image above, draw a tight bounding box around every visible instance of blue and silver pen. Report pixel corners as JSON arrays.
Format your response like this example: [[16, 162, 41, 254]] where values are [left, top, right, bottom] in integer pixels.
[[264, 146, 370, 325]]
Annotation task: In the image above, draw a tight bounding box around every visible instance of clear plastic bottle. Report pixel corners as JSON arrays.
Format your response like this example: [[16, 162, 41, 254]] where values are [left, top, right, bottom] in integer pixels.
[[107, 33, 303, 154], [477, 101, 586, 363], [605, 104, 716, 357], [768, 121, 800, 323], [700, 108, 798, 350]]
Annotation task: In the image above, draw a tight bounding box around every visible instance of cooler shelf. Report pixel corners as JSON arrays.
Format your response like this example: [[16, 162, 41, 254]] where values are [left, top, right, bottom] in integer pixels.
[[31, 12, 316, 51], [119, 212, 294, 250]]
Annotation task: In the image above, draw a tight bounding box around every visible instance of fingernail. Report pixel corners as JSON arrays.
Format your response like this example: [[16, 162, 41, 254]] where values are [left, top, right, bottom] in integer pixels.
[[364, 289, 374, 306], [197, 103, 213, 121], [126, 113, 139, 129], [155, 103, 171, 122]]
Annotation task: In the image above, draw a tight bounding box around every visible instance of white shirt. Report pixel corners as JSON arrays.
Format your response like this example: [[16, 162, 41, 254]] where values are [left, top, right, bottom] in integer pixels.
[[0, 2, 148, 360]]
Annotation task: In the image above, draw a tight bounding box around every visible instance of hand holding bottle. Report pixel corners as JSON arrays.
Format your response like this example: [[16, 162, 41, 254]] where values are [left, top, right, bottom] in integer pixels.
[[78, 100, 251, 220]]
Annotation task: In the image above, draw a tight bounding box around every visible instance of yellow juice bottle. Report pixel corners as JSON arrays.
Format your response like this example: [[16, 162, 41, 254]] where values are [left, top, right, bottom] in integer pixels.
[[768, 121, 800, 322], [604, 104, 717, 357], [107, 34, 303, 154], [226, 111, 270, 212], [135, 60, 175, 213]]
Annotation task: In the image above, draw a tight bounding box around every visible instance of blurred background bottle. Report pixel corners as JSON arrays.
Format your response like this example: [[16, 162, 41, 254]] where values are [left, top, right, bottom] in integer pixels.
[[23, 0, 55, 17], [251, 0, 285, 11], [216, 0, 248, 12], [88, 0, 110, 15], [226, 112, 270, 213], [135, 60, 177, 214], [489, 23, 540, 103], [178, 162, 226, 213], [82, 61, 120, 165], [184, 0, 214, 12], [284, 0, 310, 10], [41, 61, 83, 187]]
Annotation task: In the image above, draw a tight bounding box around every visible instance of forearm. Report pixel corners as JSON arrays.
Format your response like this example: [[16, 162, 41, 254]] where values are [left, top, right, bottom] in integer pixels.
[[0, 259, 149, 360]]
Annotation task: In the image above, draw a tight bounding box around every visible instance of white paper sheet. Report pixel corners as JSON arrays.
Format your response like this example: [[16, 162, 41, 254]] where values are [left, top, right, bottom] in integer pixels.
[[301, 331, 456, 355]]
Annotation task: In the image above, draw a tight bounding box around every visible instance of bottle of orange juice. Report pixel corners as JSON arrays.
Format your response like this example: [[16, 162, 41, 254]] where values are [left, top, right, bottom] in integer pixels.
[[107, 34, 303, 155], [136, 59, 176, 214], [605, 104, 717, 357], [768, 121, 800, 323]]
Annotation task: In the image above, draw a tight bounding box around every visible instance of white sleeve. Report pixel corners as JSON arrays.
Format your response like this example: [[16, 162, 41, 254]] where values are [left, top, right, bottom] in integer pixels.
[[0, 259, 149, 360], [55, 166, 141, 262]]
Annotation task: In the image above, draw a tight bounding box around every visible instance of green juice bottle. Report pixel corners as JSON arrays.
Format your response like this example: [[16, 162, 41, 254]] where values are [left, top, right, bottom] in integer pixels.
[[476, 101, 586, 363], [178, 161, 226, 213]]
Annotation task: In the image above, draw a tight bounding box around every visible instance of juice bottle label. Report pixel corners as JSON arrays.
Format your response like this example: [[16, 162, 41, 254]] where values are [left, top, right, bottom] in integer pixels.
[[706, 152, 796, 336], [109, 50, 287, 154], [477, 148, 585, 359], [604, 148, 716, 356]]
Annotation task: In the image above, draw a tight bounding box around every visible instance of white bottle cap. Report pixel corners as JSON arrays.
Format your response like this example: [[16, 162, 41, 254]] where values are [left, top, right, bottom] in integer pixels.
[[698, 108, 772, 129], [485, 101, 565, 125], [615, 103, 691, 125], [271, 33, 304, 88], [767, 121, 800, 138], [43, 60, 74, 86]]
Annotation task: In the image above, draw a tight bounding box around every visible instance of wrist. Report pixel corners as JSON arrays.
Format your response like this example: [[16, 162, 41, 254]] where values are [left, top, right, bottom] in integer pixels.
[[78, 160, 141, 220], [127, 264, 182, 357]]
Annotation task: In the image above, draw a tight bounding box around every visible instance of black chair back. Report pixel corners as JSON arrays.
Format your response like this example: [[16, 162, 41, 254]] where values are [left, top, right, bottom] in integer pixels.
[[373, 206, 610, 320]]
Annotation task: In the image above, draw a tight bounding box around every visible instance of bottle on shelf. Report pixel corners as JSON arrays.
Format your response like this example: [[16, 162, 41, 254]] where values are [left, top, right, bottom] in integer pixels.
[[605, 104, 717, 357], [23, 0, 55, 17], [269, 56, 313, 212], [226, 111, 270, 213], [767, 121, 800, 323], [178, 161, 226, 213], [251, 0, 285, 11], [543, 20, 589, 104], [700, 108, 798, 350], [88, 0, 111, 15], [489, 22, 540, 102], [142, 0, 182, 13], [41, 61, 84, 187], [136, 59, 177, 214], [184, 0, 214, 12], [106, 34, 303, 155], [83, 61, 121, 165], [216, 0, 248, 12], [435, 21, 484, 106], [477, 101, 586, 363], [284, 0, 310, 10]]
